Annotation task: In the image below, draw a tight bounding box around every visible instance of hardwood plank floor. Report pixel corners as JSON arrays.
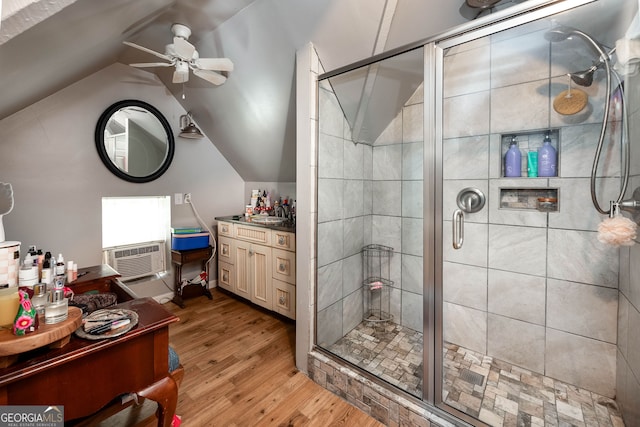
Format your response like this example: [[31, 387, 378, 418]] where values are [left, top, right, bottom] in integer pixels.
[[94, 288, 383, 427]]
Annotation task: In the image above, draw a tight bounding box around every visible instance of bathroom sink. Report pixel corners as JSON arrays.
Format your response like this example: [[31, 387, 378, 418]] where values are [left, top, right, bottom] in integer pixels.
[[250, 216, 286, 225]]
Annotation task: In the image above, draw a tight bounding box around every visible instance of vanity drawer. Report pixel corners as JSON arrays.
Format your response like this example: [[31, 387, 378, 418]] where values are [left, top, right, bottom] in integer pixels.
[[272, 248, 295, 285], [273, 279, 295, 319], [218, 236, 234, 264], [218, 261, 235, 292], [234, 224, 271, 245], [218, 221, 233, 237], [272, 230, 295, 251]]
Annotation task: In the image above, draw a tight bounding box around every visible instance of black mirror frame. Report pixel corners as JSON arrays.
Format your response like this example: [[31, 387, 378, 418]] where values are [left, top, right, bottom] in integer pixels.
[[95, 100, 175, 183]]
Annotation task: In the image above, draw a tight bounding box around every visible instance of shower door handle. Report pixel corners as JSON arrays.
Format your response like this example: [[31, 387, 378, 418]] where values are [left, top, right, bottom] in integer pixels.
[[453, 209, 464, 249]]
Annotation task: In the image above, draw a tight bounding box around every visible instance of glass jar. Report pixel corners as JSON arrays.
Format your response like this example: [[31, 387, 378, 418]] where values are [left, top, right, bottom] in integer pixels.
[[45, 289, 68, 324], [31, 283, 48, 316]]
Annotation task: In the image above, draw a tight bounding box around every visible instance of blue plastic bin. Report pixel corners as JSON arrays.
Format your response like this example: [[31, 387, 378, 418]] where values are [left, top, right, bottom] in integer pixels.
[[171, 233, 209, 250]]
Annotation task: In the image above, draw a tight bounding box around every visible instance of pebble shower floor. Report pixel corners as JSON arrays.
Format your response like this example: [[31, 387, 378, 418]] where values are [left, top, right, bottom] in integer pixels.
[[328, 322, 625, 426]]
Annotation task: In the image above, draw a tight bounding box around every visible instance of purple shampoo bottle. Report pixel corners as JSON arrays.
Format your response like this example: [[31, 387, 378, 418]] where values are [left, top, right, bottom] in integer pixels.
[[504, 137, 521, 177], [537, 134, 557, 177]]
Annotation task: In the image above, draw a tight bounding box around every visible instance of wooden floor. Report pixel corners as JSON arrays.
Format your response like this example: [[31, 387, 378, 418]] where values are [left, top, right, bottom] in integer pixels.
[[96, 288, 383, 427]]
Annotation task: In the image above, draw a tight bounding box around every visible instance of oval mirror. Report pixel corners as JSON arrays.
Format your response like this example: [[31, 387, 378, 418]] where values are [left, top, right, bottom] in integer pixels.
[[95, 100, 175, 183]]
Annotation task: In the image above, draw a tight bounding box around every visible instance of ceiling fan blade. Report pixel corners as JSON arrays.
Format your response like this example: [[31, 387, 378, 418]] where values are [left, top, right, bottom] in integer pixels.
[[123, 41, 172, 61], [129, 62, 174, 68], [173, 37, 196, 60], [193, 69, 226, 85], [173, 69, 190, 84], [194, 58, 234, 72]]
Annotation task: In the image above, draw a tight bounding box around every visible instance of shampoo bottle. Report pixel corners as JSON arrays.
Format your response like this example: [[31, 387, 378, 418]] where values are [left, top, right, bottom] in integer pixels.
[[504, 137, 521, 177], [537, 134, 557, 177]]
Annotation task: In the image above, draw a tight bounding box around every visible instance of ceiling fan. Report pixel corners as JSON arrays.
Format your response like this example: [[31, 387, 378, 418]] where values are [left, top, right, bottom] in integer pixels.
[[123, 23, 233, 86]]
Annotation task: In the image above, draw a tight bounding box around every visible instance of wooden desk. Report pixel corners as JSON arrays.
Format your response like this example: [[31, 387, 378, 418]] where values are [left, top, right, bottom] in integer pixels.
[[0, 297, 179, 426], [171, 246, 213, 308], [67, 264, 137, 302]]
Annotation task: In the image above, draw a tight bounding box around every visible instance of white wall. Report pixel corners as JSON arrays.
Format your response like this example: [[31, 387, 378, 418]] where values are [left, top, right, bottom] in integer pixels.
[[0, 63, 245, 289], [294, 43, 321, 373]]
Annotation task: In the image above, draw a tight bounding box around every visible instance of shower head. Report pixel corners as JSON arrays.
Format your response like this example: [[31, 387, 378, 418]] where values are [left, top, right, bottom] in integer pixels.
[[544, 26, 573, 42], [569, 66, 597, 87], [466, 0, 501, 9], [545, 26, 609, 57]]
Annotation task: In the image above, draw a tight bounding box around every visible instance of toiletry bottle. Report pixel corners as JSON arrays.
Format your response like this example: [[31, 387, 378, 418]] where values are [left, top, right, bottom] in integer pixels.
[[538, 134, 557, 177], [67, 261, 74, 282], [55, 253, 65, 276], [36, 249, 44, 281], [527, 151, 538, 177], [504, 137, 521, 177], [41, 258, 52, 285]]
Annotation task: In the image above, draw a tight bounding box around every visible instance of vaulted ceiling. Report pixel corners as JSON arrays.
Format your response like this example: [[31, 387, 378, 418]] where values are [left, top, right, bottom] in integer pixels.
[[0, 0, 513, 181]]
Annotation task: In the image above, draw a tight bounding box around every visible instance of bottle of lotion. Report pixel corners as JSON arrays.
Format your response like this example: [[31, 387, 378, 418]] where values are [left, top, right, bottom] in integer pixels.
[[504, 137, 521, 177], [537, 134, 557, 177]]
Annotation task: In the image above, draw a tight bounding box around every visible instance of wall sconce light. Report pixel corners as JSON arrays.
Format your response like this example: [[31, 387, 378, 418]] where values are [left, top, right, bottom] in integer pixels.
[[179, 112, 204, 139]]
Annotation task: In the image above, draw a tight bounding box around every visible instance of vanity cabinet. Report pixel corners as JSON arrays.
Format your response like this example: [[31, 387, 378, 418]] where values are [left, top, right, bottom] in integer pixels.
[[216, 221, 296, 319]]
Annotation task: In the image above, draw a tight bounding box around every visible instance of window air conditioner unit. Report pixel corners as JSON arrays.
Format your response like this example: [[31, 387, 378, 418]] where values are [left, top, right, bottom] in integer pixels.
[[104, 241, 166, 281]]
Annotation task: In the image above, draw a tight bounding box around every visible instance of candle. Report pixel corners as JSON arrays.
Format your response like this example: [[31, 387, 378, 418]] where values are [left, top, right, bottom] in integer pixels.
[[0, 287, 20, 327]]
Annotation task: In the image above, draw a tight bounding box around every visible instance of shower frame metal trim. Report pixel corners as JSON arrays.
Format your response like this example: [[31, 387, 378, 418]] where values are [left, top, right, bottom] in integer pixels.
[[423, 41, 438, 404], [318, 0, 595, 82]]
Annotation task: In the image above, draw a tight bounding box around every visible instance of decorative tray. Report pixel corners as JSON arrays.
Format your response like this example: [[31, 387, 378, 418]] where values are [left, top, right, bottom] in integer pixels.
[[75, 308, 138, 340], [0, 306, 83, 367]]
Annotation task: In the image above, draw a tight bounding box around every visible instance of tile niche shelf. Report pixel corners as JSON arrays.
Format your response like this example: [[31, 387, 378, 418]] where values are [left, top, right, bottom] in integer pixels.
[[499, 129, 560, 212], [499, 187, 559, 212], [501, 128, 560, 178]]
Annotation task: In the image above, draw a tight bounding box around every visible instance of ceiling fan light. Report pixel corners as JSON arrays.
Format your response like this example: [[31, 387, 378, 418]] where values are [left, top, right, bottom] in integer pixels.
[[175, 60, 188, 74]]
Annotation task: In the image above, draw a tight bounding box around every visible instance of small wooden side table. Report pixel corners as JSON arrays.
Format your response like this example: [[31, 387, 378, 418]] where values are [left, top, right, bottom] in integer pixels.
[[171, 246, 213, 308]]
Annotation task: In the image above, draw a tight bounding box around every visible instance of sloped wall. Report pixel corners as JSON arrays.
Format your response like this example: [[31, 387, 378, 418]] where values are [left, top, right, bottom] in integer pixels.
[[0, 63, 245, 289]]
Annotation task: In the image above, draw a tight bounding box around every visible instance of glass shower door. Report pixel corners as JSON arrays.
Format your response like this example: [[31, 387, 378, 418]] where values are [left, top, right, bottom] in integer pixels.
[[438, 0, 635, 424], [316, 46, 426, 399]]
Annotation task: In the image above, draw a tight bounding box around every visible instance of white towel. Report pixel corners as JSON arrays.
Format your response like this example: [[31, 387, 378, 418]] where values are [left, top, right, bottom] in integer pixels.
[[614, 38, 640, 75], [616, 38, 640, 66]]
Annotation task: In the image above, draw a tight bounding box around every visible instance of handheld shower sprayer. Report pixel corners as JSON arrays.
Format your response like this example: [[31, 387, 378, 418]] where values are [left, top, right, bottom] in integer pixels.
[[546, 25, 629, 217]]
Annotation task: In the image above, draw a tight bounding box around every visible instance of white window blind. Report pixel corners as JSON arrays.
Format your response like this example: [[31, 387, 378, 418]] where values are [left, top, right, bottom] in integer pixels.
[[102, 196, 171, 248]]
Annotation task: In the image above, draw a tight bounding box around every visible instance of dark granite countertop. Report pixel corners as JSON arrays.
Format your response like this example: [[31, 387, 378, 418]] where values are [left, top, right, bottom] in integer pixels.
[[215, 215, 296, 233]]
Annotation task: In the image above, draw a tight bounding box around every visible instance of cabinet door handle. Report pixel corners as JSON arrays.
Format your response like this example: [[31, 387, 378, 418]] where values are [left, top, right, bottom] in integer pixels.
[[222, 272, 228, 282], [279, 295, 286, 305], [249, 249, 254, 256], [278, 236, 285, 245], [279, 263, 286, 272]]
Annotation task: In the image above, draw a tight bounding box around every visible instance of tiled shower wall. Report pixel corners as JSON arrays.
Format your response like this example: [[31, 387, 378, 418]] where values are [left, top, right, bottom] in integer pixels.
[[316, 79, 370, 347], [617, 69, 640, 424], [371, 85, 424, 332], [316, 78, 425, 347], [442, 30, 622, 398]]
